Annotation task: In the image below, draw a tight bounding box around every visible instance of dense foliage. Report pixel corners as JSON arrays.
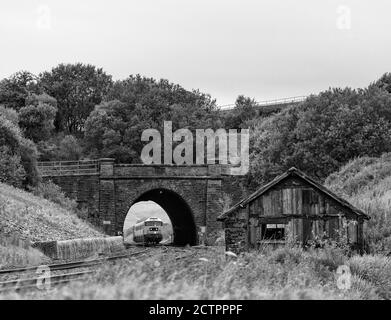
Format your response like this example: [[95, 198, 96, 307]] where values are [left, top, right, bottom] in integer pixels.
[[247, 86, 391, 188], [1, 63, 391, 201], [0, 146, 26, 187], [0, 71, 39, 110], [0, 111, 37, 187], [19, 102, 57, 143], [84, 75, 221, 163], [224, 95, 258, 129], [39, 63, 113, 134]]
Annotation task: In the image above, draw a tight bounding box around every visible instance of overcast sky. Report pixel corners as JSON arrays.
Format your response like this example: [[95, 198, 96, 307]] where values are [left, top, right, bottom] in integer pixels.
[[1, 0, 390, 106]]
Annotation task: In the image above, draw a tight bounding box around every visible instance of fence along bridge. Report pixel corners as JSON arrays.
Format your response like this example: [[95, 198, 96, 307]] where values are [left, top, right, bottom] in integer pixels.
[[37, 159, 231, 246], [219, 95, 308, 112]]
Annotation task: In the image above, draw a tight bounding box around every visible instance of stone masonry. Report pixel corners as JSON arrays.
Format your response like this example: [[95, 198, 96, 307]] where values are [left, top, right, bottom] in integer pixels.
[[41, 159, 227, 245]]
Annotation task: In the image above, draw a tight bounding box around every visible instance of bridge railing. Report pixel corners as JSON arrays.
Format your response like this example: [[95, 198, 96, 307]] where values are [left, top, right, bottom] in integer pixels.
[[220, 95, 308, 110], [37, 160, 238, 177], [37, 160, 100, 177]]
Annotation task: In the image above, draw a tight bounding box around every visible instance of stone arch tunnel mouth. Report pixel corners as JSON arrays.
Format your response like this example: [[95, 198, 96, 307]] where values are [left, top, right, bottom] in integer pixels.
[[130, 188, 198, 246]]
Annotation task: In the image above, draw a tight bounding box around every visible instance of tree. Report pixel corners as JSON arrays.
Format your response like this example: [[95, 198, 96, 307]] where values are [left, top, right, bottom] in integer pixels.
[[224, 95, 258, 129], [36, 140, 60, 162], [373, 72, 391, 94], [25, 93, 57, 108], [0, 71, 38, 110], [84, 100, 138, 162], [0, 145, 26, 188], [0, 113, 22, 154], [364, 83, 391, 122], [19, 103, 57, 143], [0, 105, 19, 126], [39, 63, 113, 134], [58, 135, 83, 160], [85, 76, 221, 163], [19, 138, 40, 187], [0, 114, 39, 187], [248, 87, 391, 188]]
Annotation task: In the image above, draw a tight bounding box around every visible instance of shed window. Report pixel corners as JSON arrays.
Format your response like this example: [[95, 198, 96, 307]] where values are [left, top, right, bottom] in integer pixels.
[[262, 224, 285, 240]]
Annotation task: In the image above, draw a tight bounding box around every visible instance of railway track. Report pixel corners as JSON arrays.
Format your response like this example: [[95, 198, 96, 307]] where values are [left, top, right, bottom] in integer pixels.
[[0, 271, 93, 292], [0, 248, 150, 292], [0, 248, 149, 276], [0, 245, 203, 293]]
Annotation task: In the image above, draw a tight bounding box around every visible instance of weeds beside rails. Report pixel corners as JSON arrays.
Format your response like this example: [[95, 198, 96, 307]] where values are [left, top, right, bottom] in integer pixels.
[[0, 248, 150, 292], [1, 245, 390, 299], [0, 235, 50, 271]]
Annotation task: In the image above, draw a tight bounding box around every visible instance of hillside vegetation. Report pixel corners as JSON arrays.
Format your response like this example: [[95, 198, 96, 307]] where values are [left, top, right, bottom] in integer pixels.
[[248, 77, 391, 188], [325, 153, 391, 253], [0, 182, 102, 243]]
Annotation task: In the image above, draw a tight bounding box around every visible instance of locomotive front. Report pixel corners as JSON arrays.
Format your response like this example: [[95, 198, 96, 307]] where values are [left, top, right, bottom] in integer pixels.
[[143, 217, 163, 244]]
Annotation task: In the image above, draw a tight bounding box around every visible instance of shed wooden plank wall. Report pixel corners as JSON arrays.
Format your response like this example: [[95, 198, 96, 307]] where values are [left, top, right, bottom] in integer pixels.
[[224, 207, 248, 252], [249, 189, 352, 218], [246, 177, 361, 248]]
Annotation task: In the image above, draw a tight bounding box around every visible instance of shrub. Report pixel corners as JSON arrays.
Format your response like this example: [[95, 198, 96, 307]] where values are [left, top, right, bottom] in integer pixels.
[[32, 180, 77, 211], [0, 114, 40, 187], [0, 146, 26, 187], [307, 244, 347, 272], [0, 105, 19, 125], [58, 135, 83, 160], [0, 114, 22, 153], [36, 140, 60, 161], [19, 138, 40, 187], [0, 115, 27, 187], [19, 103, 57, 142], [268, 246, 305, 265]]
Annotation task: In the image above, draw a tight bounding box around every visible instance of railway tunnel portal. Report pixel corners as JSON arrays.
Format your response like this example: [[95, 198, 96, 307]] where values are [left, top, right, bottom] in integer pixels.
[[38, 159, 229, 245], [126, 189, 198, 245]]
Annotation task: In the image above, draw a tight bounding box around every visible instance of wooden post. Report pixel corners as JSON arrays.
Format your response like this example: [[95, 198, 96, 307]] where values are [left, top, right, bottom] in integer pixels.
[[246, 205, 251, 250], [357, 218, 364, 254]]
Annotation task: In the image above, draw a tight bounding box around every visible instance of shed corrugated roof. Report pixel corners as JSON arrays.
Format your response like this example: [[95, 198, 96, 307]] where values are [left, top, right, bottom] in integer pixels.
[[217, 167, 370, 221]]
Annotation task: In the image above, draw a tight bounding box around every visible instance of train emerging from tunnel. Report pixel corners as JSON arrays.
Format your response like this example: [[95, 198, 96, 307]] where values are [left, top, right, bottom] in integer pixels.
[[133, 217, 164, 245]]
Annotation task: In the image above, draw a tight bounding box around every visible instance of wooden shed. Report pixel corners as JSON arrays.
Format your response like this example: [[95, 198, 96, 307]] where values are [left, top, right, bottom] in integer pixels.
[[217, 167, 370, 253]]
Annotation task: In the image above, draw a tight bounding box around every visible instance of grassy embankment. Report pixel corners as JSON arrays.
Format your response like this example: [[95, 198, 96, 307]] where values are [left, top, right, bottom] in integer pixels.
[[325, 152, 391, 253], [0, 182, 102, 269], [2, 154, 391, 300]]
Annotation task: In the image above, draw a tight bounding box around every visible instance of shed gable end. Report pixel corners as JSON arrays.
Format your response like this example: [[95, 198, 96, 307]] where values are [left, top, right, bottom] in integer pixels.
[[248, 176, 360, 219]]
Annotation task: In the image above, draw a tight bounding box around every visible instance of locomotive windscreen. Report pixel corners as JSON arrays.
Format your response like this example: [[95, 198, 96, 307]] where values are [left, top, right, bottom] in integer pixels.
[[145, 221, 163, 226]]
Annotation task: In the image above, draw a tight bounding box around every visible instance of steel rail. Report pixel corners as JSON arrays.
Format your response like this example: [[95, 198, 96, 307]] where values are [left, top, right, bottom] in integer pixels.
[[0, 248, 149, 276]]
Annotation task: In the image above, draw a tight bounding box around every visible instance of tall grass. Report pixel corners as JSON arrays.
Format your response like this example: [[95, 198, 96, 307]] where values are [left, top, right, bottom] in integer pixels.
[[31, 180, 77, 212], [3, 246, 387, 300], [0, 182, 102, 242], [325, 153, 391, 254], [0, 236, 49, 269], [348, 255, 391, 299]]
